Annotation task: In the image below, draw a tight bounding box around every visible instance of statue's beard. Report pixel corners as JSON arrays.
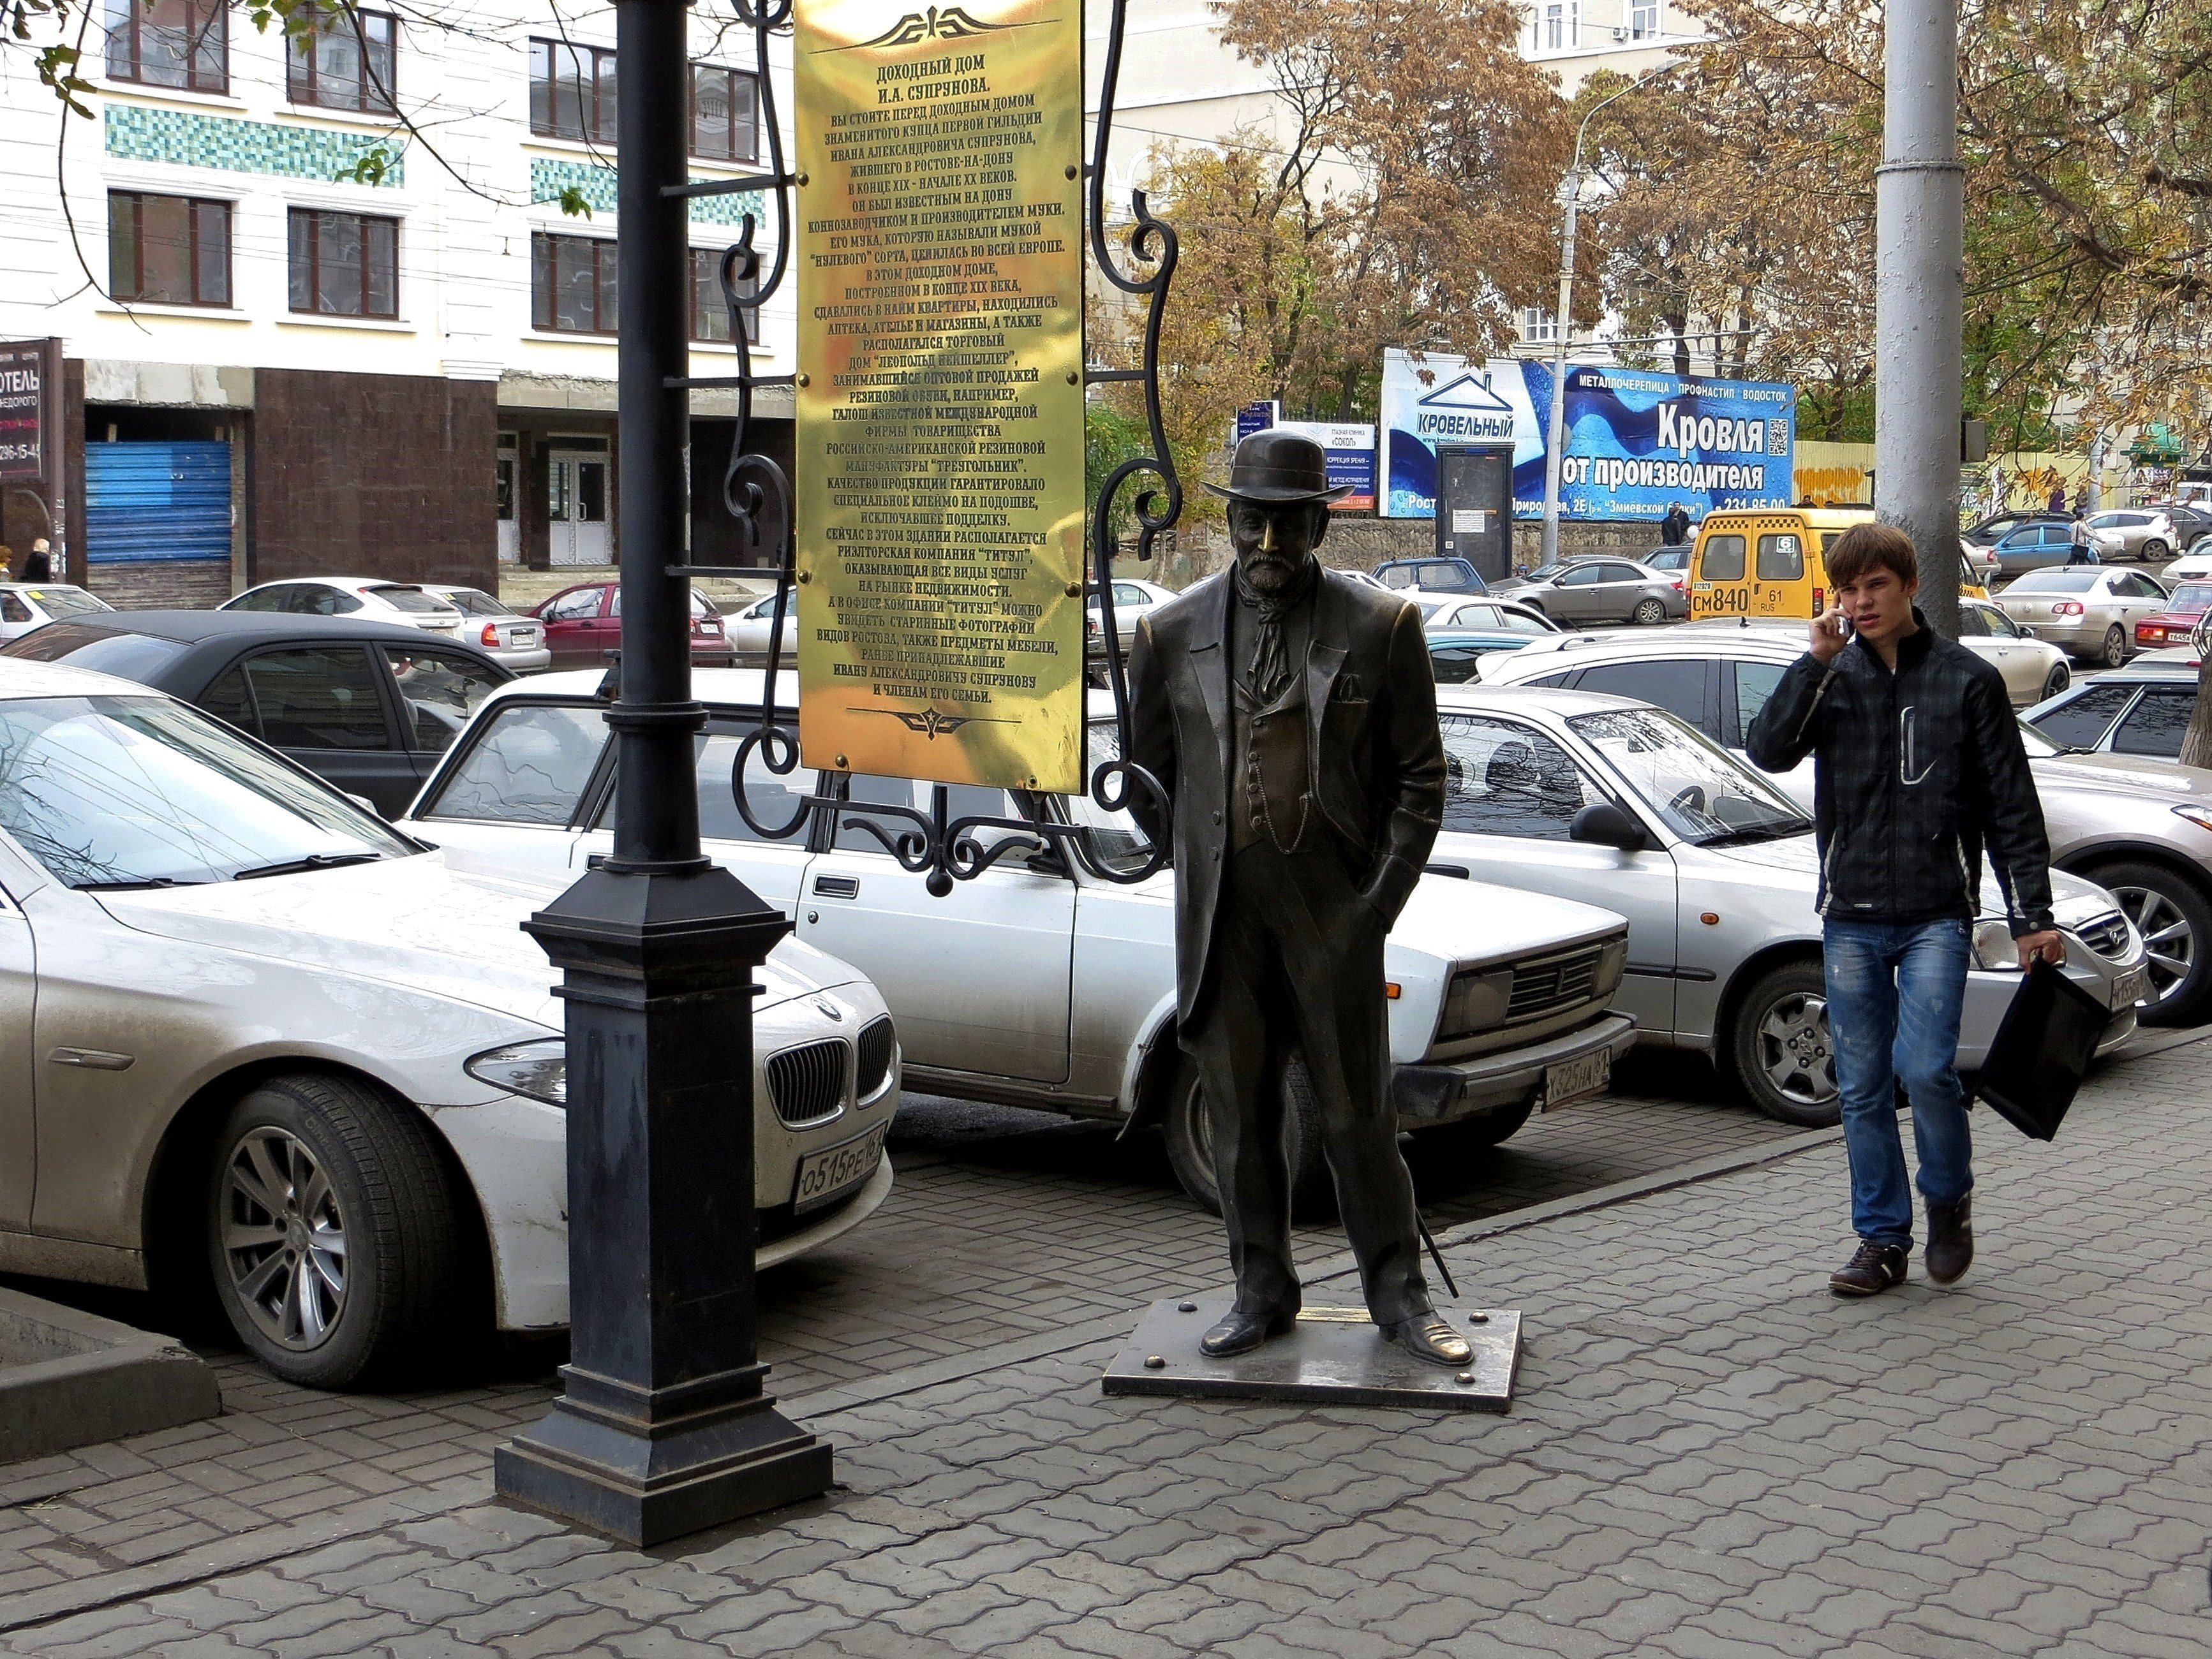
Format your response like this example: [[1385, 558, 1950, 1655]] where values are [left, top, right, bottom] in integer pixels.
[[1237, 548, 1307, 594]]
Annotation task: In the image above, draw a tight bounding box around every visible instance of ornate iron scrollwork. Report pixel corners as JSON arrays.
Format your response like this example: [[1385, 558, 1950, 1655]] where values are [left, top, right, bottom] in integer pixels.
[[673, 0, 1180, 888]]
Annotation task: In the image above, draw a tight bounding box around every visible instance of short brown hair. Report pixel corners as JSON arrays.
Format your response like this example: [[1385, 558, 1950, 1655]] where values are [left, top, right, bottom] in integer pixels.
[[1824, 521, 1919, 589]]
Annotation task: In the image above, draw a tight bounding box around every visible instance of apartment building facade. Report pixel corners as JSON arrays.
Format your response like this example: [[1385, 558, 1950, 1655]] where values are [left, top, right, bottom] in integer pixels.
[[0, 0, 789, 605]]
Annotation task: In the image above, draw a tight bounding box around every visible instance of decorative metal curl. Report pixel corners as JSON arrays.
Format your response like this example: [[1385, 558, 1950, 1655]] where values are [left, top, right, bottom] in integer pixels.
[[692, 0, 1180, 890]]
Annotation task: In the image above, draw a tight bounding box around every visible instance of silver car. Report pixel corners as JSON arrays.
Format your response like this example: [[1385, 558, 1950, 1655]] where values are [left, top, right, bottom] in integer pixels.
[[1495, 557, 1688, 626], [2085, 508, 2181, 563], [724, 589, 794, 667], [1425, 684, 2146, 1125], [1483, 625, 2212, 1024], [1953, 598, 2073, 705], [1085, 578, 1177, 658], [1419, 596, 1562, 635], [420, 585, 551, 674], [1993, 566, 2171, 666]]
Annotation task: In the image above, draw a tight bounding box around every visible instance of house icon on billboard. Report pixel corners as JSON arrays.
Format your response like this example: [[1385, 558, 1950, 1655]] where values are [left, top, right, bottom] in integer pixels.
[[1413, 372, 1517, 441]]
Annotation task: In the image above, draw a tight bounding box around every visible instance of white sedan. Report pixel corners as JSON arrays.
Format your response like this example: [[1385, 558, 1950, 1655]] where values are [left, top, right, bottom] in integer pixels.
[[0, 658, 896, 1389], [1085, 578, 1178, 655], [0, 582, 114, 643], [1955, 597, 2074, 705], [223, 578, 469, 642], [402, 673, 1642, 1212], [420, 584, 552, 674]]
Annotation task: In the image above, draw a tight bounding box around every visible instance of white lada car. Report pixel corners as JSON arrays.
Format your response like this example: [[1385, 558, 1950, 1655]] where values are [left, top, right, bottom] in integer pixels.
[[399, 673, 1640, 1213], [0, 660, 897, 1389]]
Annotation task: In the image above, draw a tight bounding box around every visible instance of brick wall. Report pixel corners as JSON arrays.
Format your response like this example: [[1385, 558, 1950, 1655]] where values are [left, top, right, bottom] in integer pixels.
[[85, 559, 233, 610], [252, 370, 498, 590]]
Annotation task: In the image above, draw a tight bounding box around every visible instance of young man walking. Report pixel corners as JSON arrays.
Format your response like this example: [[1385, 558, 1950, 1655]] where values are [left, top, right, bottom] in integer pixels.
[[1747, 523, 2065, 1295]]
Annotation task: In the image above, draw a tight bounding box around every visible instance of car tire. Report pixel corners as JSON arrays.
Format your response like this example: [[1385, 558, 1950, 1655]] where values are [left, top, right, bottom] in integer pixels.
[[1720, 958, 1841, 1128], [1632, 598, 1667, 626], [2084, 860, 2212, 1026], [2142, 540, 2169, 562], [1163, 1051, 1333, 1221], [2098, 625, 2128, 668], [207, 1073, 468, 1389], [2040, 663, 2070, 702]]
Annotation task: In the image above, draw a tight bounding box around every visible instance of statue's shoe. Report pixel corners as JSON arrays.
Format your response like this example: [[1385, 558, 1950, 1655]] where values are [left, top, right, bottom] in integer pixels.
[[1381, 1313, 1473, 1368], [1199, 1308, 1297, 1358]]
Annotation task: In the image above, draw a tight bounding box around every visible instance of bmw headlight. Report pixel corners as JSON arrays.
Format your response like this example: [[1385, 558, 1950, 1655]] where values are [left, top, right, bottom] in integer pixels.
[[464, 1038, 568, 1107], [2173, 805, 2212, 836], [1971, 920, 2024, 972]]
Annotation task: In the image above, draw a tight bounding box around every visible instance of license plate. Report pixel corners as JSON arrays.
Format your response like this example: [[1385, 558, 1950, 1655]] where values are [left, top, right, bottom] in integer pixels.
[[2111, 966, 2150, 1009], [791, 1122, 886, 1214], [1540, 1050, 1610, 1112]]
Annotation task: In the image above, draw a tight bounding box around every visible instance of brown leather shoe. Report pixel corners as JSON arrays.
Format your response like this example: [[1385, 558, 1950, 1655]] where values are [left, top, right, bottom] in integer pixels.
[[1829, 1239, 1908, 1297], [1926, 1195, 1973, 1285]]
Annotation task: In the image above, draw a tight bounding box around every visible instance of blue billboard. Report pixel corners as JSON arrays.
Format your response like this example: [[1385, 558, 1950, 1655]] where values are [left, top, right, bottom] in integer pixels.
[[1378, 350, 1795, 522]]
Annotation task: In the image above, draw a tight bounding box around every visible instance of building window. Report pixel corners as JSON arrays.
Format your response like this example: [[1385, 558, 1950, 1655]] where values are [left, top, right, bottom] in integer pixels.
[[288, 209, 399, 318], [109, 191, 231, 306], [103, 0, 226, 92], [690, 64, 759, 163], [1541, 0, 1576, 51], [1629, 0, 1659, 38], [692, 248, 759, 344], [530, 38, 616, 144], [533, 232, 620, 333], [1521, 307, 1561, 344], [288, 10, 396, 112]]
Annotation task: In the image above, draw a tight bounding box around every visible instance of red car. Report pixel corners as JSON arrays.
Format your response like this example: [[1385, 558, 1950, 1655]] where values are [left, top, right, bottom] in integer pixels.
[[2133, 580, 2212, 650], [531, 582, 733, 671]]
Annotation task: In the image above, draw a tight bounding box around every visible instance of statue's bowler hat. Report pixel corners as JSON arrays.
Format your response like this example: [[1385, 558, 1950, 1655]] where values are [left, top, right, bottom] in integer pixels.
[[1203, 429, 1354, 506]]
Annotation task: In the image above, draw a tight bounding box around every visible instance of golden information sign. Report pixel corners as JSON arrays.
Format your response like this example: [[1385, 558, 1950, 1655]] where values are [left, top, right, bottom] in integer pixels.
[[794, 0, 1087, 793]]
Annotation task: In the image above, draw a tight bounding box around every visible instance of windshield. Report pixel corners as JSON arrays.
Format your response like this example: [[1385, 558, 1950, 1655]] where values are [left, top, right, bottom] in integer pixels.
[[1521, 563, 1566, 581], [1566, 706, 1811, 844], [366, 585, 454, 614], [25, 587, 110, 618], [2007, 570, 2100, 593], [440, 588, 512, 617], [1069, 722, 1163, 876], [2017, 719, 2061, 758], [2168, 584, 2212, 610], [0, 695, 413, 888]]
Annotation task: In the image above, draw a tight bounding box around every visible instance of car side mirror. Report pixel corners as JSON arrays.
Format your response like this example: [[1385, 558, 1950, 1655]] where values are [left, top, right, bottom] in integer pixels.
[[1570, 801, 1648, 853]]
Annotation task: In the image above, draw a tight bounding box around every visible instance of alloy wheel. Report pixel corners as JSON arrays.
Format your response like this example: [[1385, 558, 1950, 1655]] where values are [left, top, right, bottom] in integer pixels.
[[1633, 598, 1666, 626], [219, 1126, 349, 1350], [2101, 626, 2127, 668], [2111, 883, 2197, 1009], [1756, 991, 1837, 1110]]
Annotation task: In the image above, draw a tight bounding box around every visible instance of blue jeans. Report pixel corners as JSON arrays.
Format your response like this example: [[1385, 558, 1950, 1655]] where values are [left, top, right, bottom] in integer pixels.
[[1822, 918, 1974, 1250]]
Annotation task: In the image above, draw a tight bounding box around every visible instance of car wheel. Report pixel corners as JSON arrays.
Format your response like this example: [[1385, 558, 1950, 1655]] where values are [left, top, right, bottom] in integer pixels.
[[2142, 540, 2169, 562], [208, 1073, 468, 1389], [2098, 625, 2128, 668], [1721, 959, 1841, 1128], [2087, 861, 2212, 1026], [2040, 663, 2070, 702], [1162, 1051, 1332, 1221], [1632, 598, 1667, 626]]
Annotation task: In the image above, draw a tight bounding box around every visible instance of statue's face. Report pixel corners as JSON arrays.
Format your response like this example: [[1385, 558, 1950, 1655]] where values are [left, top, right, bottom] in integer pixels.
[[1228, 499, 1328, 595]]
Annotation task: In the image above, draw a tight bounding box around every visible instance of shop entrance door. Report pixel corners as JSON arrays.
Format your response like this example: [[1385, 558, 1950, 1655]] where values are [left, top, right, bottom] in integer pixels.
[[548, 449, 611, 565]]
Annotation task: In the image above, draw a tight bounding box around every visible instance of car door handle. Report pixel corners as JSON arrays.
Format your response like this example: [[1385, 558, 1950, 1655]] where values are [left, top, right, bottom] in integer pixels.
[[812, 874, 860, 899]]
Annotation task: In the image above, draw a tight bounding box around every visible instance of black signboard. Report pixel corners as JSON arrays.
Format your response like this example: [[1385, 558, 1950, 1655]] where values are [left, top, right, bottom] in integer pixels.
[[0, 339, 59, 486]]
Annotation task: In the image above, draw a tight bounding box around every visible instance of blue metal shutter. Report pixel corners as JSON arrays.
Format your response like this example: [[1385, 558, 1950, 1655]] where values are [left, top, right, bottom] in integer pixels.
[[84, 441, 232, 564]]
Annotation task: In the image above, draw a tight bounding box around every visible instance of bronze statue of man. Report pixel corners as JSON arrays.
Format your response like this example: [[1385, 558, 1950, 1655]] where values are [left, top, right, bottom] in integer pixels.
[[1127, 430, 1471, 1367]]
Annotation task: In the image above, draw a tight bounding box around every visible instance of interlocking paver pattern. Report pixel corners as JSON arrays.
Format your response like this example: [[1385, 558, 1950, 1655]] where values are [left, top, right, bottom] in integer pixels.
[[6, 1035, 2209, 1655]]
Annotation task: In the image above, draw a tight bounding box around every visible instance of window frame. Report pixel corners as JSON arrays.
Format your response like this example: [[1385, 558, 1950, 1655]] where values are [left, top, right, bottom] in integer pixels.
[[104, 0, 227, 93], [688, 61, 760, 163], [529, 37, 617, 144], [287, 207, 401, 320], [532, 231, 620, 334], [108, 190, 234, 307], [418, 695, 616, 829], [286, 8, 396, 113]]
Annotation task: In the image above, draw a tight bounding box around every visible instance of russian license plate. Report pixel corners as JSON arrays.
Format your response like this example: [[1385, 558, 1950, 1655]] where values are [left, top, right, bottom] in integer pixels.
[[792, 1122, 886, 1214], [2111, 966, 2151, 1009], [1540, 1050, 1610, 1112]]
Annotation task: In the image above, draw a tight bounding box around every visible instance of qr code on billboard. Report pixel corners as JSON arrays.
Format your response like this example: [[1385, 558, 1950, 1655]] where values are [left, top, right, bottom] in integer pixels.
[[1767, 418, 1790, 453]]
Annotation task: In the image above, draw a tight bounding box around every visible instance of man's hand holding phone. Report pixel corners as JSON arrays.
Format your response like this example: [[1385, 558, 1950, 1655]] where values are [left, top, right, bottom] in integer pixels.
[[1810, 608, 1852, 663]]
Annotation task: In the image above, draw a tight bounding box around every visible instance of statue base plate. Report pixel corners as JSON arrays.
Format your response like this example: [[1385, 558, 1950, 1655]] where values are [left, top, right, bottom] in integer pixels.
[[1100, 1297, 1522, 1412]]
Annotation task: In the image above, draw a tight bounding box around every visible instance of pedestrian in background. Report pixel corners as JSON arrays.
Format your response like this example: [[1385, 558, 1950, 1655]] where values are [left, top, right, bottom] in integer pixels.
[[1746, 522, 2063, 1297], [20, 539, 51, 583], [2067, 514, 2095, 565], [1659, 503, 1690, 547], [2047, 482, 2067, 515], [2074, 480, 2091, 515]]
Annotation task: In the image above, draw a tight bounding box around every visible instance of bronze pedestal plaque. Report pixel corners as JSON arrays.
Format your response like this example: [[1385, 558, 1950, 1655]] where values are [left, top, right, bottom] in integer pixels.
[[1101, 1299, 1523, 1413]]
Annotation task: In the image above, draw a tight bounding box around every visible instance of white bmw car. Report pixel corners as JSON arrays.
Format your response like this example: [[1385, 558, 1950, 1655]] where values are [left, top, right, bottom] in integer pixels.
[[0, 659, 896, 1389]]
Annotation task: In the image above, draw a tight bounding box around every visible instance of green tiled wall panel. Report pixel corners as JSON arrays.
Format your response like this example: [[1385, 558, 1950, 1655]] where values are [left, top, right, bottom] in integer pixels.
[[104, 104, 404, 184], [529, 157, 763, 226]]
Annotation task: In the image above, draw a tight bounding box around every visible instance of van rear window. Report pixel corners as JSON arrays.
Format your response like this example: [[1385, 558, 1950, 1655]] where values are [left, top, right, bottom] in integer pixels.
[[1700, 535, 1747, 582]]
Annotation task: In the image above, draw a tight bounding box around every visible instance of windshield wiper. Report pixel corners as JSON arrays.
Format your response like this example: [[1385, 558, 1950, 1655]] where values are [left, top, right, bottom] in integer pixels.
[[77, 876, 212, 890], [232, 852, 385, 881]]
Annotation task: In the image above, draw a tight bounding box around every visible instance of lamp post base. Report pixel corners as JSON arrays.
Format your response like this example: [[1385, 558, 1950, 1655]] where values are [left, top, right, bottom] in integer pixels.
[[495, 1362, 831, 1547]]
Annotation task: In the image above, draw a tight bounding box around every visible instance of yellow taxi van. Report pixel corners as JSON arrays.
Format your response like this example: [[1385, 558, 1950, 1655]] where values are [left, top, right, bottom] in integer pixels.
[[1688, 506, 1988, 620]]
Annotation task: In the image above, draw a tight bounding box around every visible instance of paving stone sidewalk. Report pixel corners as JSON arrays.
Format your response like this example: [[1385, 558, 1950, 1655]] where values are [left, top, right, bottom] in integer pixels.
[[5, 1035, 2211, 1656]]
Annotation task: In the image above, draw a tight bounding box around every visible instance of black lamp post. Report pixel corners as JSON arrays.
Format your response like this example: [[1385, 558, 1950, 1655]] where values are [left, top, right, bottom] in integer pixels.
[[491, 0, 831, 1546]]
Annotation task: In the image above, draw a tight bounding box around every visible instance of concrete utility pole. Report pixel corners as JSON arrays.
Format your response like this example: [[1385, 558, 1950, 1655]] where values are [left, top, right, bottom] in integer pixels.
[[1875, 0, 1964, 638], [1541, 65, 1674, 569]]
